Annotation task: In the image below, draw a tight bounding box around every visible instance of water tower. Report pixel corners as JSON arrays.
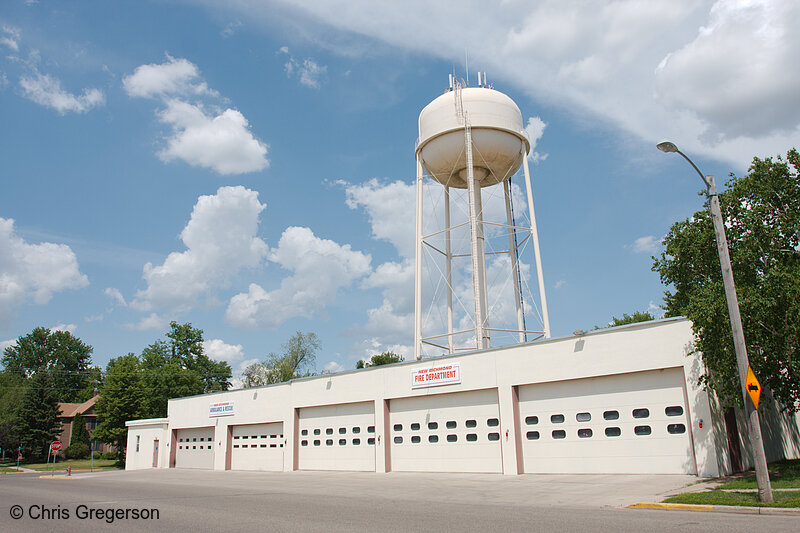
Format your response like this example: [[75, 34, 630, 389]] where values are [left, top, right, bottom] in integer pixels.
[[414, 74, 550, 360]]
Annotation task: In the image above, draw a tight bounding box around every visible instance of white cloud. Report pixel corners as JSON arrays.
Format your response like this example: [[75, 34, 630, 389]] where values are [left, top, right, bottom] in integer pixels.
[[125, 313, 169, 331], [524, 116, 548, 163], [104, 287, 127, 306], [226, 226, 371, 328], [1, 26, 20, 52], [0, 217, 88, 321], [0, 339, 18, 352], [323, 361, 344, 373], [203, 338, 245, 364], [156, 99, 269, 175], [131, 186, 268, 312], [122, 55, 217, 99], [632, 235, 660, 254], [280, 47, 327, 89], [221, 21, 243, 38], [343, 179, 416, 258], [50, 323, 76, 333], [19, 70, 105, 114], [212, 0, 800, 168]]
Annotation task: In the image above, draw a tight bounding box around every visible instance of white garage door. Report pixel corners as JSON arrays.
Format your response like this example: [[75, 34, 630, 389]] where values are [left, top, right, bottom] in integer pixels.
[[518, 368, 694, 474], [230, 422, 284, 471], [175, 427, 215, 469], [298, 402, 375, 471], [389, 389, 502, 473]]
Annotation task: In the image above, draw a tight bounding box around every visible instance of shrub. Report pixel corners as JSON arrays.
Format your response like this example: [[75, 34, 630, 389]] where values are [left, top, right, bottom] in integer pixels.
[[64, 442, 90, 460]]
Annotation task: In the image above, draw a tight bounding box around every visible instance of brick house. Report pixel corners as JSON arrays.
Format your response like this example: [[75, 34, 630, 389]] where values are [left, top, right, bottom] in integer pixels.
[[57, 395, 114, 453]]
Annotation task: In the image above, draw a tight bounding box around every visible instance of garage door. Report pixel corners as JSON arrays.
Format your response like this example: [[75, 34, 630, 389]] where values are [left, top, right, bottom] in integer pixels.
[[389, 389, 502, 473], [298, 402, 375, 471], [230, 422, 284, 471], [518, 368, 694, 474], [175, 427, 215, 469]]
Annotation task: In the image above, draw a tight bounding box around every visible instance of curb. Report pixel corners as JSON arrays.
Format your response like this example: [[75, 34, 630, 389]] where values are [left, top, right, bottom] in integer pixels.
[[38, 475, 75, 479], [627, 502, 800, 515]]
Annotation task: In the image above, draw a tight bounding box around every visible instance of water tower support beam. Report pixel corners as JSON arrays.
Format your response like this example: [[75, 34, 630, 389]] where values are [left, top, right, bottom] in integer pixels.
[[464, 121, 490, 350], [522, 154, 551, 338], [504, 179, 525, 343], [445, 185, 454, 354], [414, 155, 424, 360]]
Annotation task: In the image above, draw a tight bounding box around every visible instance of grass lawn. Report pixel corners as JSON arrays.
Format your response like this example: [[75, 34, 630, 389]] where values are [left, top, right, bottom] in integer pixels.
[[21, 458, 120, 471], [0, 466, 23, 473], [719, 459, 800, 489], [664, 490, 800, 508]]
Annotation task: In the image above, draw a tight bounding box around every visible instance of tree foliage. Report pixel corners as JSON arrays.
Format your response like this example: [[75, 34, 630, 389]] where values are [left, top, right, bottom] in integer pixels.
[[2, 327, 94, 402], [65, 412, 90, 459], [12, 370, 60, 461], [95, 354, 145, 461], [243, 332, 320, 387], [0, 370, 25, 452], [653, 149, 800, 410], [356, 351, 404, 369]]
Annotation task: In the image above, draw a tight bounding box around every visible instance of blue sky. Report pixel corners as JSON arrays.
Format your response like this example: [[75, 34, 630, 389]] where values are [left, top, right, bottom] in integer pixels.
[[1, 1, 798, 381]]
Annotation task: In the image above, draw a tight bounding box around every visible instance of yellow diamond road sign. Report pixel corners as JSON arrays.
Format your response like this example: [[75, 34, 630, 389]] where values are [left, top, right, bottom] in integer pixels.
[[746, 366, 761, 410]]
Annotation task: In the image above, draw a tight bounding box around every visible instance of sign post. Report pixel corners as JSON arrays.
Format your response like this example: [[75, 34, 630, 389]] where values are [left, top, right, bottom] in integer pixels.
[[50, 442, 61, 476]]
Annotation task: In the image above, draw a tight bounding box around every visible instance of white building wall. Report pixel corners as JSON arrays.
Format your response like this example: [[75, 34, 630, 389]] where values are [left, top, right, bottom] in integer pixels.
[[126, 318, 743, 476], [125, 419, 168, 470]]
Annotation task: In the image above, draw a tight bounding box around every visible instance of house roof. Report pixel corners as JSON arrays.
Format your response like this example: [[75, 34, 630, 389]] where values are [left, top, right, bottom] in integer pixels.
[[58, 394, 99, 418]]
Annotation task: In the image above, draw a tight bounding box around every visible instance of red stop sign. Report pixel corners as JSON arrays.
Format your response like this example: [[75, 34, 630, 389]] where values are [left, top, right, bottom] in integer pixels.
[[50, 441, 62, 452]]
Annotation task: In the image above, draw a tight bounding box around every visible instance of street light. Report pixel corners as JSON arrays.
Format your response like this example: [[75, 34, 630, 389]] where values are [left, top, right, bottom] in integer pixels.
[[657, 141, 773, 503]]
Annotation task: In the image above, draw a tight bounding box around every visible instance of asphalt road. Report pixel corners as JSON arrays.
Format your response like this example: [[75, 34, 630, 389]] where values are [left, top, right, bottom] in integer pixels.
[[1, 469, 797, 532]]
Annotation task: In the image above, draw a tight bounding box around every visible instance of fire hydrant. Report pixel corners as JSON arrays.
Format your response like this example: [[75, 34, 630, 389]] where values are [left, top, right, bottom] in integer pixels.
[[66, 465, 71, 476]]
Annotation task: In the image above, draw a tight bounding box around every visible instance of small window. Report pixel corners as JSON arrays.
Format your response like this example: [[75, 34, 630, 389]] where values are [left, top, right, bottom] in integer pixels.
[[301, 440, 308, 446], [251, 435, 257, 440], [233, 436, 239, 440], [261, 435, 267, 439], [193, 438, 197, 442], [394, 436, 403, 444], [667, 424, 686, 434], [270, 444, 276, 448], [192, 446, 196, 449], [260, 444, 267, 448], [603, 410, 619, 421], [326, 439, 333, 446], [301, 430, 308, 436], [393, 424, 403, 432], [428, 422, 438, 430], [488, 432, 500, 441], [466, 434, 478, 442], [577, 428, 593, 438], [446, 421, 457, 429], [313, 429, 320, 435], [353, 427, 361, 434], [526, 431, 540, 440], [632, 408, 650, 419], [665, 406, 684, 417], [313, 440, 321, 446], [231, 445, 237, 449], [353, 438, 361, 445], [179, 438, 183, 442], [487, 418, 499, 427], [368, 426, 375, 433], [339, 427, 347, 435], [411, 423, 420, 431], [466, 420, 477, 428], [576, 412, 591, 422], [367, 437, 375, 445], [551, 414, 565, 424], [241, 436, 247, 440], [525, 416, 538, 425], [634, 425, 652, 436], [605, 427, 621, 437], [339, 439, 346, 446], [136, 435, 140, 452], [551, 430, 566, 439], [429, 435, 439, 443], [447, 434, 457, 442], [326, 428, 333, 435], [411, 436, 421, 444]]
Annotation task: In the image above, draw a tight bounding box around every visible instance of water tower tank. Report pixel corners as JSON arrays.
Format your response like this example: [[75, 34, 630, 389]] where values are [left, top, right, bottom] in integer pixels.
[[416, 87, 530, 189]]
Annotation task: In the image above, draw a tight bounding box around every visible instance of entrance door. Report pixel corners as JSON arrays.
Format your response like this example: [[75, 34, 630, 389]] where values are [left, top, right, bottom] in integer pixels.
[[152, 439, 159, 468]]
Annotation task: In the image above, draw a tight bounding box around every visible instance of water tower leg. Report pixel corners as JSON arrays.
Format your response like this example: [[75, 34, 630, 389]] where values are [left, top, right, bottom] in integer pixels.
[[414, 155, 424, 360], [464, 124, 490, 350], [522, 155, 551, 338], [504, 179, 525, 343], [445, 185, 454, 354]]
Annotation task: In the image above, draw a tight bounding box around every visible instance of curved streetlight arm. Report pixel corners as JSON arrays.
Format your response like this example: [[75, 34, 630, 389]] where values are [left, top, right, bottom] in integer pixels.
[[674, 149, 714, 193]]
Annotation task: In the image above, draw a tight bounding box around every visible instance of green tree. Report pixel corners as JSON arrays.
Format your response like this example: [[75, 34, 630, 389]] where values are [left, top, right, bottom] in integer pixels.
[[242, 332, 319, 387], [64, 412, 90, 459], [12, 370, 60, 461], [165, 321, 231, 394], [594, 311, 655, 330], [95, 354, 145, 462], [2, 327, 94, 402], [356, 351, 404, 368], [653, 149, 800, 410], [140, 341, 203, 419], [0, 371, 26, 453]]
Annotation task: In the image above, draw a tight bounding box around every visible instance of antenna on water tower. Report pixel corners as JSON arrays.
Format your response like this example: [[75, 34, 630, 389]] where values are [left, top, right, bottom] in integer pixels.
[[413, 77, 551, 360]]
